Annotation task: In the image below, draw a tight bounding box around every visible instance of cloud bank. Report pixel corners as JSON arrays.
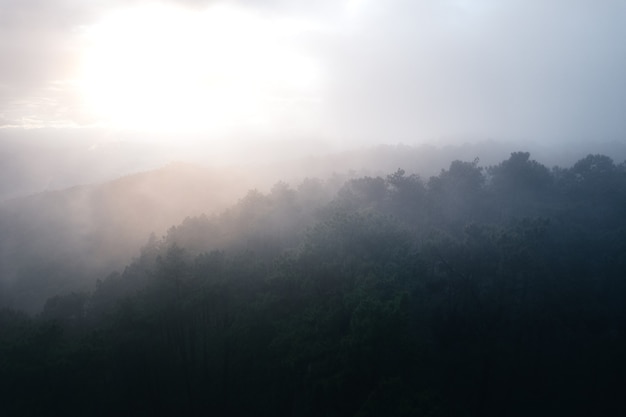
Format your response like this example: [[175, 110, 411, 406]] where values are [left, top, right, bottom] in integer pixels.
[[0, 0, 625, 145]]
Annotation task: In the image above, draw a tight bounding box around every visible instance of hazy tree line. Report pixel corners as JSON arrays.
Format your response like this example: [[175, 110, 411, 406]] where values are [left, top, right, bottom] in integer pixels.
[[1, 152, 625, 416]]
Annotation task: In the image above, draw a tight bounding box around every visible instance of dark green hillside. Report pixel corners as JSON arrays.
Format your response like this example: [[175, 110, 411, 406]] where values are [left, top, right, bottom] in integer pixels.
[[1, 152, 625, 416]]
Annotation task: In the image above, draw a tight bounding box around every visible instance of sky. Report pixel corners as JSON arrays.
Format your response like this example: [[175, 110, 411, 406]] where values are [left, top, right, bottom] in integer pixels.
[[1, 0, 626, 193]]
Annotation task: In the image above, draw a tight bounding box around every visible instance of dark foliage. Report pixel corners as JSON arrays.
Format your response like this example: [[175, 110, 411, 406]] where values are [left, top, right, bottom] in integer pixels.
[[1, 152, 625, 416]]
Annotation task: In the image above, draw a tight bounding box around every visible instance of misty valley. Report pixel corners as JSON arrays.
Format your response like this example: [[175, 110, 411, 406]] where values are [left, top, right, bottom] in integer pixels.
[[0, 149, 625, 416]]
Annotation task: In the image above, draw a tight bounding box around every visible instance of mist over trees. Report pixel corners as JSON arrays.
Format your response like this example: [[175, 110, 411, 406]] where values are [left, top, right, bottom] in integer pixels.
[[0, 141, 539, 312], [1, 150, 626, 416]]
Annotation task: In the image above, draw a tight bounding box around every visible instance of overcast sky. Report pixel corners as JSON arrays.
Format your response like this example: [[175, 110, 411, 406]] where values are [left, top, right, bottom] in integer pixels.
[[1, 0, 626, 154]]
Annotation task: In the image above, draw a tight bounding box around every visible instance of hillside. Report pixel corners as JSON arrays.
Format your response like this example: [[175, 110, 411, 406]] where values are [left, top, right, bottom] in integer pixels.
[[3, 141, 626, 313], [1, 151, 625, 416], [0, 162, 255, 312]]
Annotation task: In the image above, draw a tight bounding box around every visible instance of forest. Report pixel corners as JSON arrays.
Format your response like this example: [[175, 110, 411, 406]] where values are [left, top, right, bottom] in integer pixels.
[[1, 151, 625, 416]]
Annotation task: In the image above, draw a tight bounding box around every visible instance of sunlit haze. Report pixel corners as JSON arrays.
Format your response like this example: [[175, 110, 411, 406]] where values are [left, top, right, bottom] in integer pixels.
[[2, 4, 626, 409], [1, 0, 626, 194], [78, 3, 322, 133]]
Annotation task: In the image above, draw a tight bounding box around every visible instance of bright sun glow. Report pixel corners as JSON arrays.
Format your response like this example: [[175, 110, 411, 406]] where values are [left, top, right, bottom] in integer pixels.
[[78, 3, 321, 133]]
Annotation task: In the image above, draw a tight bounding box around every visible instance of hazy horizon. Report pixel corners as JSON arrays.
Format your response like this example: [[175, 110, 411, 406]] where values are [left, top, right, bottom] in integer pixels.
[[2, 2, 626, 411], [2, 0, 625, 189], [2, 129, 625, 201]]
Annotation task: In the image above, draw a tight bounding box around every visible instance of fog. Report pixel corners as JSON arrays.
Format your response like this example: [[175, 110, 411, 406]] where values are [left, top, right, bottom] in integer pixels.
[[2, 0, 625, 193], [2, 0, 626, 138], [3, 126, 626, 201], [2, 146, 626, 414], [1, 2, 626, 412], [2, 1, 625, 182], [1, 0, 626, 307]]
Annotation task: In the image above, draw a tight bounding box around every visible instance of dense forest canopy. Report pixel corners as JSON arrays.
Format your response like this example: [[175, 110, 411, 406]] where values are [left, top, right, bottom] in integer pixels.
[[1, 151, 625, 416], [3, 1, 626, 414]]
